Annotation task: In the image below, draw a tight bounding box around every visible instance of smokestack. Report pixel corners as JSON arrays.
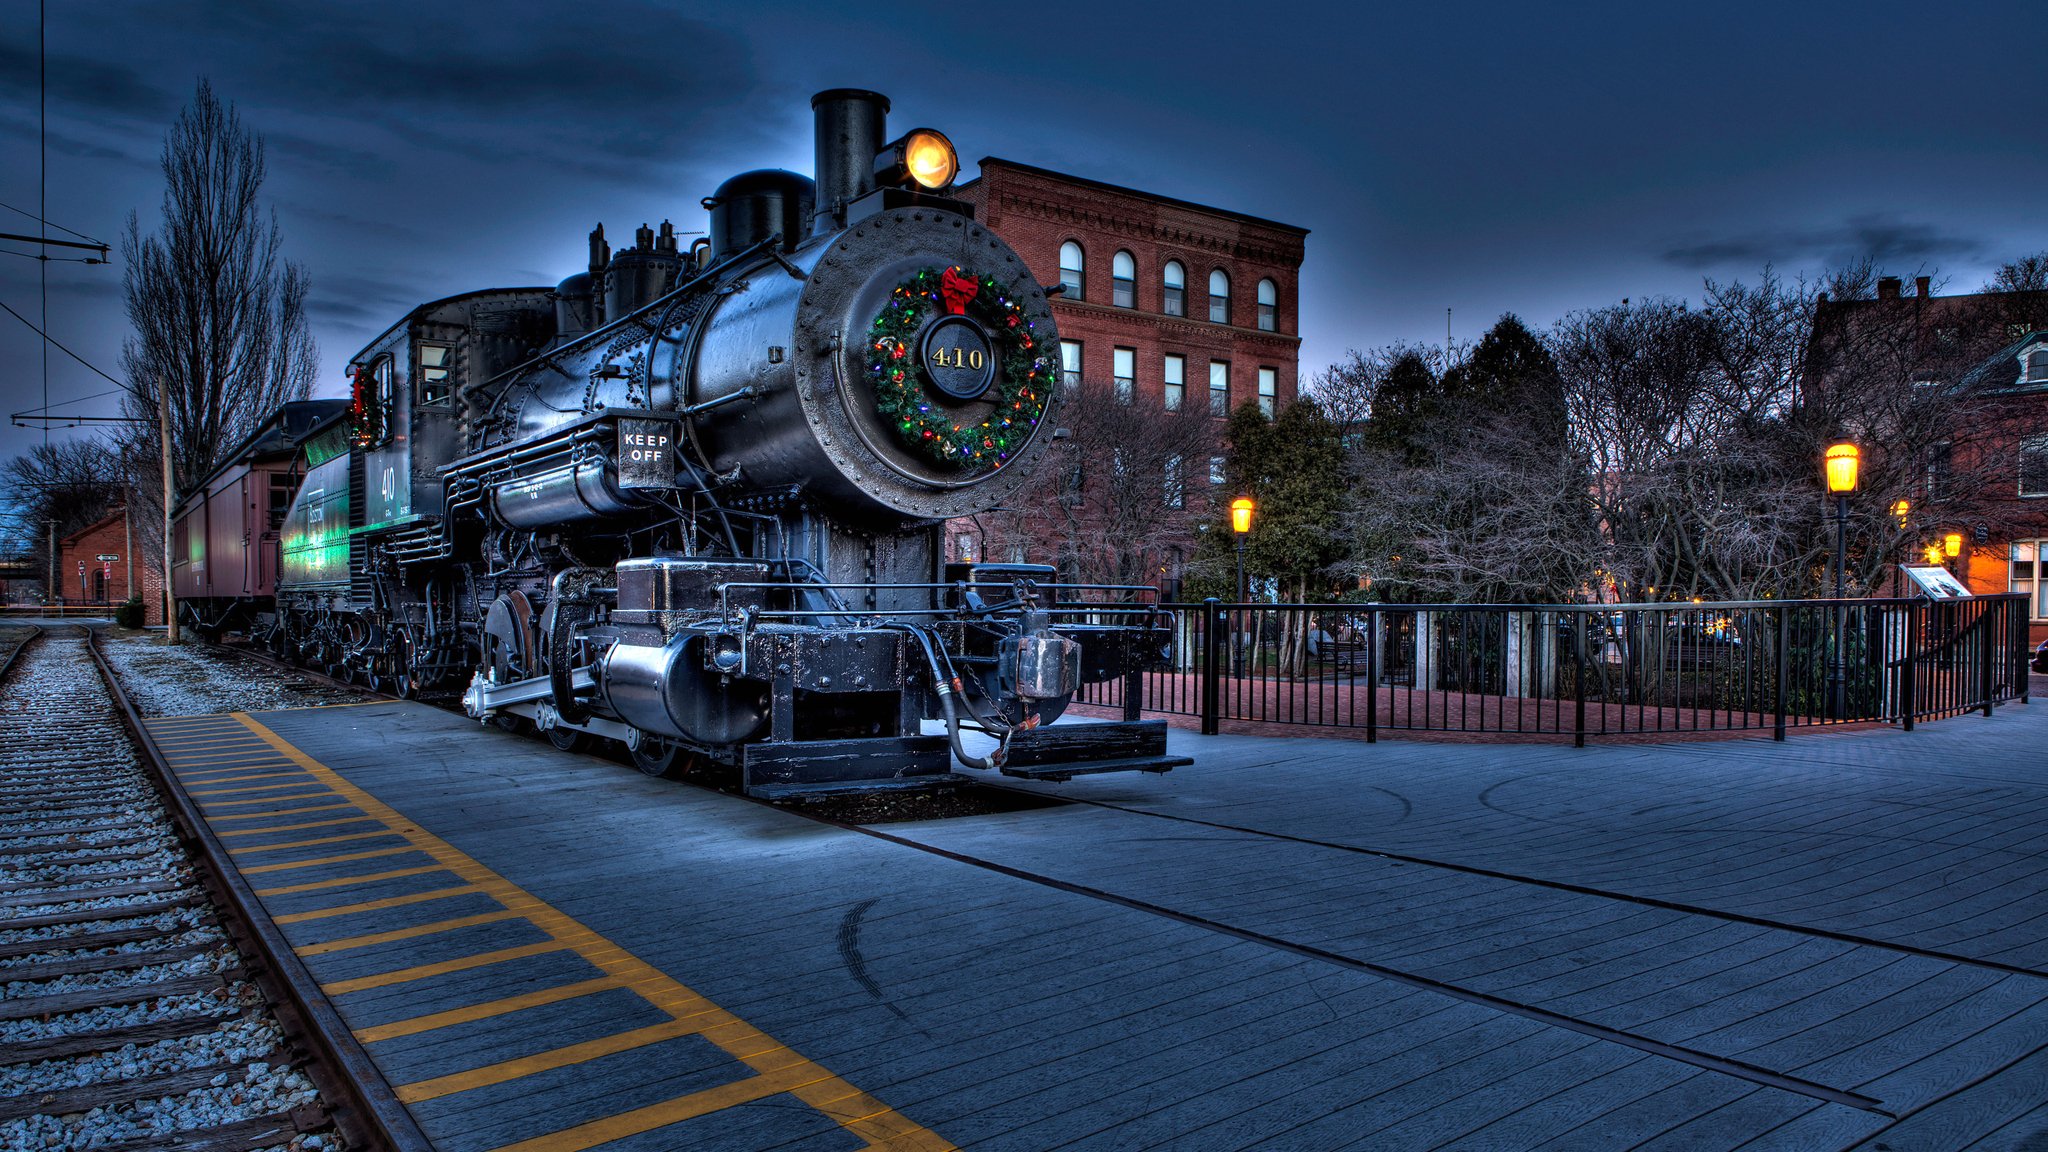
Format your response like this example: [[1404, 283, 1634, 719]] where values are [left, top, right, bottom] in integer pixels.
[[1877, 276, 1902, 301], [811, 89, 890, 236], [1915, 275, 1931, 299]]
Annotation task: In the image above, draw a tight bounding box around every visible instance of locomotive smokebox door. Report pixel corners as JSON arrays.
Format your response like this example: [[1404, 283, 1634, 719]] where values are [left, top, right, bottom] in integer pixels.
[[615, 417, 678, 489], [918, 315, 997, 401]]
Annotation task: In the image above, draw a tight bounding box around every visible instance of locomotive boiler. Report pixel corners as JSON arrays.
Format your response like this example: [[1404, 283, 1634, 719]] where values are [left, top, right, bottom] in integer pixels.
[[252, 89, 1186, 797]]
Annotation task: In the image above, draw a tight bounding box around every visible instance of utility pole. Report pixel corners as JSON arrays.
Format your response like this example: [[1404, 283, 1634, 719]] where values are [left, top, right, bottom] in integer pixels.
[[158, 384, 180, 643], [46, 517, 56, 616]]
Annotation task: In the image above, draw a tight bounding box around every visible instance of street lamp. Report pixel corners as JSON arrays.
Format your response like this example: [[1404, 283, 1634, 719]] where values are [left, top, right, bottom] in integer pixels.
[[1823, 441, 1859, 719], [1230, 497, 1255, 598], [1942, 531, 1962, 560], [1230, 497, 1254, 679]]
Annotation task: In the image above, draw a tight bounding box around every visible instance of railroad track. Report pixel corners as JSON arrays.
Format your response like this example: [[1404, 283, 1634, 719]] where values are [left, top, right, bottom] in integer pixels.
[[0, 627, 420, 1152]]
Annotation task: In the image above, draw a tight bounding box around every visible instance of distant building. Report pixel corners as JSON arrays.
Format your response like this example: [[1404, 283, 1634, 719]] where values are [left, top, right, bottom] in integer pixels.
[[951, 159, 1309, 589], [1808, 276, 2048, 643], [56, 505, 164, 623]]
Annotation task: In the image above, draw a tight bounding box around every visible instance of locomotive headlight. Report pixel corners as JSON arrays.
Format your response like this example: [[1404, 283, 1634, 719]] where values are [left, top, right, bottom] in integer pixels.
[[876, 128, 958, 191]]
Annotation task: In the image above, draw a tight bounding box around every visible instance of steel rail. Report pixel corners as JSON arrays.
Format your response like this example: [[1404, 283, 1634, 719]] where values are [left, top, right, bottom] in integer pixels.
[[0, 620, 42, 681], [80, 625, 431, 1152]]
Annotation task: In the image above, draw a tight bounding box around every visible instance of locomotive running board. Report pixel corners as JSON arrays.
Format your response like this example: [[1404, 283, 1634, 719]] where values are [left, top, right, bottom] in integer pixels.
[[997, 720, 1190, 783]]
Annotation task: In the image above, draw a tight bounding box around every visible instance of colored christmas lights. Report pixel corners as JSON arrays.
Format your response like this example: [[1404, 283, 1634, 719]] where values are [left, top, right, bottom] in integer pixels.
[[866, 265, 1052, 472]]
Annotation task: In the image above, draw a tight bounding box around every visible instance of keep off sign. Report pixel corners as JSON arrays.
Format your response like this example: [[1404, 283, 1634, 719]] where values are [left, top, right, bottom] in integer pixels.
[[616, 417, 677, 489]]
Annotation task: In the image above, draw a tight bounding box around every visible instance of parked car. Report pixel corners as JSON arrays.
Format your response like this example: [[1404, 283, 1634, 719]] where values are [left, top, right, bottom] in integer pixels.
[[2033, 638, 2048, 675]]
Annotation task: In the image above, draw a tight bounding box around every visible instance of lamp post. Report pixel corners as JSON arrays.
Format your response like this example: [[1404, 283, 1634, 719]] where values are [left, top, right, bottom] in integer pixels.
[[1824, 441, 1859, 719], [1230, 497, 1254, 678]]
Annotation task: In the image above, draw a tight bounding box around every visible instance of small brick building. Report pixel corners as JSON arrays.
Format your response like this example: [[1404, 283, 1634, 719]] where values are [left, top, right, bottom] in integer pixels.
[[56, 506, 164, 624]]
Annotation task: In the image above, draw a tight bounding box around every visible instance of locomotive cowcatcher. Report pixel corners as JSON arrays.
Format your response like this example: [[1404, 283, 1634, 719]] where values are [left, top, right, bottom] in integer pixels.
[[172, 89, 1187, 798]]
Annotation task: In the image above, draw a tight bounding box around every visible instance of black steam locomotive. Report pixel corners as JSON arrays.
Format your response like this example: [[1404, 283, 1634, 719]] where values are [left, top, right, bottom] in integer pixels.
[[241, 90, 1183, 797]]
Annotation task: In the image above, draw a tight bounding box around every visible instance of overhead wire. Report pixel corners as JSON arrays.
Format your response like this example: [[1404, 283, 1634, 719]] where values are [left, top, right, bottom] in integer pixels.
[[0, 198, 106, 247], [0, 297, 128, 389]]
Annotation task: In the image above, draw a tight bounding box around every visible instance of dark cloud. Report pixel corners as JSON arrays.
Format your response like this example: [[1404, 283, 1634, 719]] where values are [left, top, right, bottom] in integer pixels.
[[0, 114, 147, 165], [195, 3, 760, 161], [306, 272, 423, 324], [1662, 216, 1987, 271], [266, 131, 396, 178], [0, 43, 171, 118]]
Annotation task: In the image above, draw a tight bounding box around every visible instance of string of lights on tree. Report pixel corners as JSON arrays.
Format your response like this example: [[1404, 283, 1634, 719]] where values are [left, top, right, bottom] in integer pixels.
[[867, 265, 1051, 473]]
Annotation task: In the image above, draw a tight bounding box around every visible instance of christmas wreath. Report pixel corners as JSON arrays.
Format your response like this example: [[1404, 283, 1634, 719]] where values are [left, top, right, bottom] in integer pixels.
[[866, 265, 1053, 471]]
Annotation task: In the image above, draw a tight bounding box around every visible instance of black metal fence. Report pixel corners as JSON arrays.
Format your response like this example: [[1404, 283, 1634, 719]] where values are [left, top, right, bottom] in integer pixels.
[[1076, 595, 2033, 745]]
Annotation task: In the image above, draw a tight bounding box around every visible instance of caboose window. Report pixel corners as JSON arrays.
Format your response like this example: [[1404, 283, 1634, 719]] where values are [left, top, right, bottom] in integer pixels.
[[1163, 261, 1185, 316], [1059, 241, 1085, 300], [1112, 250, 1136, 308], [418, 343, 454, 406]]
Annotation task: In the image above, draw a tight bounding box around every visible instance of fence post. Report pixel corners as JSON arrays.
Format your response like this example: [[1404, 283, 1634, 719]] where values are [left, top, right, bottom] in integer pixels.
[[2019, 598, 2031, 706], [1773, 606, 1788, 741], [1365, 607, 1378, 744], [1200, 598, 1222, 736], [1982, 600, 1998, 718], [1901, 603, 1918, 731], [1122, 663, 1142, 722], [1573, 614, 1587, 748]]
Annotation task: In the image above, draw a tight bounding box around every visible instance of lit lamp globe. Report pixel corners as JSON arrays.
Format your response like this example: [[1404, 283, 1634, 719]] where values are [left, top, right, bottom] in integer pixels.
[[1824, 442, 1860, 494], [1943, 531, 1963, 559], [1230, 497, 1255, 535]]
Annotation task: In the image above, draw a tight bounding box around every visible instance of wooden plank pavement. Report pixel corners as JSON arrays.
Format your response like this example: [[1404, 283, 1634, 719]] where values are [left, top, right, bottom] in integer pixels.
[[134, 692, 2048, 1151]]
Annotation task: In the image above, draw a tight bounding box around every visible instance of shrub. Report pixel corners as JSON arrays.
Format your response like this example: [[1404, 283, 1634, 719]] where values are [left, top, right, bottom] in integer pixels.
[[114, 596, 146, 629]]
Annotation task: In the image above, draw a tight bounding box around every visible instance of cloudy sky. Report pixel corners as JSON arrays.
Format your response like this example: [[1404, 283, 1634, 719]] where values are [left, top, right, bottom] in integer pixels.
[[3, 0, 2045, 460]]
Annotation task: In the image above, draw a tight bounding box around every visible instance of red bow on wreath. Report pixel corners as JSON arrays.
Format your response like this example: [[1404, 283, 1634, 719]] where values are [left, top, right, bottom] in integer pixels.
[[940, 266, 979, 315]]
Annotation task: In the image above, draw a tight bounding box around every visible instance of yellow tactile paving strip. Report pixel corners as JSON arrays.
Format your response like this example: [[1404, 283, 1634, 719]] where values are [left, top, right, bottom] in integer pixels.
[[146, 711, 955, 1152]]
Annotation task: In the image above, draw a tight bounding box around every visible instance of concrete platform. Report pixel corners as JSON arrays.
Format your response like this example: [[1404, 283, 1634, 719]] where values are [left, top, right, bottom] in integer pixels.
[[140, 692, 2048, 1151]]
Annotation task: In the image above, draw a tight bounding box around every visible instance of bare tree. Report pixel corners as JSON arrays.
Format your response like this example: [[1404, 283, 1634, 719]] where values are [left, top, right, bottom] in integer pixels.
[[1344, 318, 1595, 603], [980, 378, 1222, 591], [118, 79, 317, 557], [1984, 252, 2048, 294], [1, 439, 128, 593], [1552, 264, 2021, 600], [1306, 342, 1451, 445]]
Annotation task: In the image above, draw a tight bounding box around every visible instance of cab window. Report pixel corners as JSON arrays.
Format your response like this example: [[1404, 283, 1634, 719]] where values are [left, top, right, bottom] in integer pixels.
[[418, 343, 454, 406]]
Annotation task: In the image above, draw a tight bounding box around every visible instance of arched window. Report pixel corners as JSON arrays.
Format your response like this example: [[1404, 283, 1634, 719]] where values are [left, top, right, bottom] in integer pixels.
[[1208, 269, 1231, 324], [1112, 250, 1136, 308], [1059, 241, 1085, 300], [2027, 347, 2048, 383], [1162, 261, 1185, 316], [1256, 279, 1278, 331]]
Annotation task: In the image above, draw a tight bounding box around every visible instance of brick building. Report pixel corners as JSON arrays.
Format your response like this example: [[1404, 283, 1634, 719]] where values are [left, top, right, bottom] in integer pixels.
[[951, 159, 1309, 588], [1809, 277, 2048, 644], [55, 505, 164, 623]]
